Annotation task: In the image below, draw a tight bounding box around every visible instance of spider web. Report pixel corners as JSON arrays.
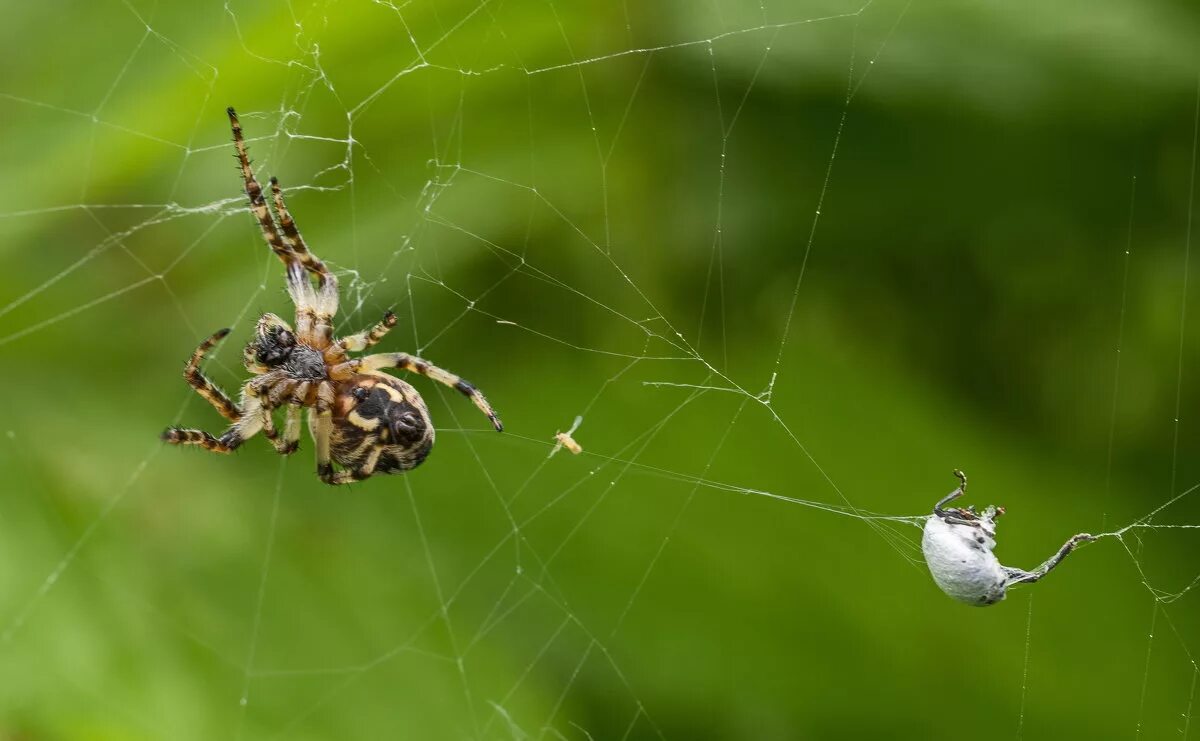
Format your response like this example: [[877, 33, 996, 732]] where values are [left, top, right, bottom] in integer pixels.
[[0, 0, 1198, 738]]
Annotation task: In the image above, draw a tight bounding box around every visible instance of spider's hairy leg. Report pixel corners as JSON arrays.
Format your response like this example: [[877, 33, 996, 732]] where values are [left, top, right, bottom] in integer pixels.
[[257, 390, 281, 449], [282, 381, 311, 454], [268, 178, 337, 291], [243, 343, 268, 374], [278, 405, 302, 455], [162, 375, 274, 452], [182, 328, 241, 422], [333, 352, 503, 432], [227, 107, 292, 268], [311, 381, 338, 482], [227, 108, 322, 343], [161, 427, 241, 453], [266, 378, 300, 408], [331, 310, 397, 356], [261, 380, 307, 455], [269, 177, 340, 348]]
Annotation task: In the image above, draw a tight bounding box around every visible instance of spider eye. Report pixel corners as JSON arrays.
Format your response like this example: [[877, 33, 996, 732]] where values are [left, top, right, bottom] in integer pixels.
[[351, 387, 369, 402]]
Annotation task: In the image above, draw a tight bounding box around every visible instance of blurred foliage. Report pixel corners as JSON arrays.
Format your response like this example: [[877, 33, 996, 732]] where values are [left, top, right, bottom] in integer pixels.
[[1, 0, 1199, 739]]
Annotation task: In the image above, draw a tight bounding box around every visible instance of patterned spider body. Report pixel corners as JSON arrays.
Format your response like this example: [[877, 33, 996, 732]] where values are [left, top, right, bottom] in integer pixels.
[[162, 108, 502, 484], [332, 375, 435, 473]]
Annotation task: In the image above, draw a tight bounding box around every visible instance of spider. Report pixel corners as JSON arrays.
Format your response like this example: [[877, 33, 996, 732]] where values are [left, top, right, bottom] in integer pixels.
[[161, 107, 503, 484], [921, 470, 1094, 606]]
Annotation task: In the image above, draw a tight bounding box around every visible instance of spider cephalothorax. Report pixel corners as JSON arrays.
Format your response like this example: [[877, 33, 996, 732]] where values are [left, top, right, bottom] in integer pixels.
[[247, 314, 298, 368], [162, 108, 502, 484]]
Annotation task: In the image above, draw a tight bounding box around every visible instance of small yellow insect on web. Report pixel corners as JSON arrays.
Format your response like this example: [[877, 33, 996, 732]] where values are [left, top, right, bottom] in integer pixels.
[[549, 416, 584, 457]]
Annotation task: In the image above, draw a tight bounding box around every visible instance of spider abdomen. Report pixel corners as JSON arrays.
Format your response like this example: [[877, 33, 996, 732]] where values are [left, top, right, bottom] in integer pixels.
[[921, 516, 1008, 606], [328, 374, 435, 474]]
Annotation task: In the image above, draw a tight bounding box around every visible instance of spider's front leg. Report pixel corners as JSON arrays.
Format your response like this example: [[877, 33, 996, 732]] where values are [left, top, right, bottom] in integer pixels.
[[269, 176, 340, 348], [226, 108, 339, 348], [330, 311, 397, 356], [331, 352, 503, 432]]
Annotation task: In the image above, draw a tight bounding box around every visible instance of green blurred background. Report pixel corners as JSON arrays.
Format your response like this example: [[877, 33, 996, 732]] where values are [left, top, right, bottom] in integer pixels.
[[1, 0, 1199, 738]]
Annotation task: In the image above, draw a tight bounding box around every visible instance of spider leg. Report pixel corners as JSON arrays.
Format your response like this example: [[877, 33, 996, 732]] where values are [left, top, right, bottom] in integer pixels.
[[942, 511, 979, 527], [321, 446, 384, 485], [161, 428, 236, 452], [243, 340, 273, 375], [265, 378, 298, 408], [311, 381, 337, 481], [261, 380, 308, 455], [331, 311, 397, 355], [270, 177, 340, 347], [933, 469, 972, 523], [331, 352, 503, 432], [182, 328, 241, 422], [227, 108, 334, 347], [257, 390, 282, 449], [279, 405, 302, 455], [162, 393, 266, 453], [227, 108, 296, 278], [267, 176, 335, 289], [1004, 533, 1095, 586]]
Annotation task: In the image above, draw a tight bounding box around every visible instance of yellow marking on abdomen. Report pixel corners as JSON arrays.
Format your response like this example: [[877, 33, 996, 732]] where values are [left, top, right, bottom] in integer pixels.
[[347, 409, 381, 431]]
